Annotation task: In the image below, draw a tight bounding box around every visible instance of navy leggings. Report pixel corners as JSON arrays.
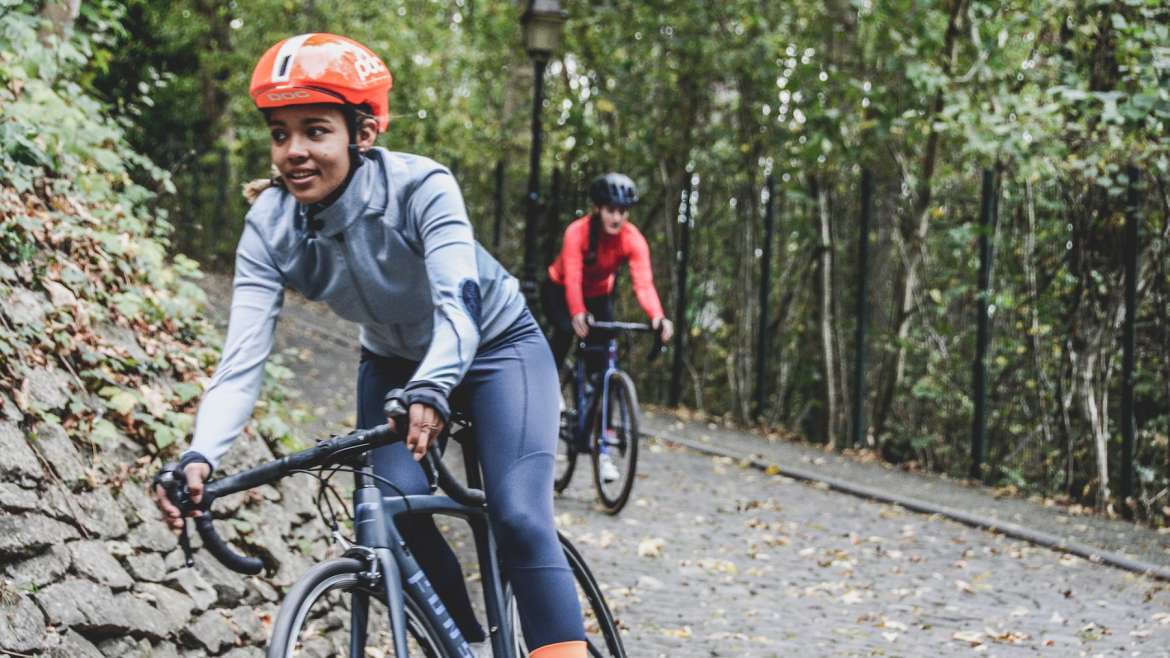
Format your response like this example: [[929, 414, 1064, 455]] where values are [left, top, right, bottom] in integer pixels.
[[356, 312, 584, 650]]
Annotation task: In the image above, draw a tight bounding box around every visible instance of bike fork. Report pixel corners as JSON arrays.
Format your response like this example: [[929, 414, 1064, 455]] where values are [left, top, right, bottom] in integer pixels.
[[371, 548, 414, 658], [350, 587, 370, 657], [396, 548, 474, 658], [596, 369, 617, 457]]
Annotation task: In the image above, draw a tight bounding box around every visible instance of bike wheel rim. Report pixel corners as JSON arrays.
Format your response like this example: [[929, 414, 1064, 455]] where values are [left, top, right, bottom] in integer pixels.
[[281, 573, 444, 658], [593, 380, 638, 510]]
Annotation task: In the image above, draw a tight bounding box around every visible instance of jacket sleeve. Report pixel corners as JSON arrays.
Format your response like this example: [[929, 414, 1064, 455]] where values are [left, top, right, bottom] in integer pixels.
[[625, 224, 665, 321], [402, 170, 481, 420], [185, 222, 284, 470], [561, 222, 588, 317]]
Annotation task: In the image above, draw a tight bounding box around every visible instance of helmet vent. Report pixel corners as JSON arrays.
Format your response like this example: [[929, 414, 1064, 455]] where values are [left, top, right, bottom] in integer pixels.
[[269, 33, 312, 83]]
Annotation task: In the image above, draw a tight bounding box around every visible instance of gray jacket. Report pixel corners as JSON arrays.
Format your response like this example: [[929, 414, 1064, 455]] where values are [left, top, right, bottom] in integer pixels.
[[187, 148, 526, 469]]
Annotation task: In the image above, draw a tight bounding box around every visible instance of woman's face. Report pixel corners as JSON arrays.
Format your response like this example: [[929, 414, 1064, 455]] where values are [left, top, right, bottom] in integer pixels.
[[268, 104, 375, 204], [598, 205, 629, 235]]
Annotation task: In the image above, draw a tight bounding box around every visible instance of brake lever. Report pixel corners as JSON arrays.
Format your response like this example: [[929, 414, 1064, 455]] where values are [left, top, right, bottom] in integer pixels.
[[647, 330, 667, 363], [423, 449, 441, 492], [178, 519, 195, 568], [158, 467, 197, 568]]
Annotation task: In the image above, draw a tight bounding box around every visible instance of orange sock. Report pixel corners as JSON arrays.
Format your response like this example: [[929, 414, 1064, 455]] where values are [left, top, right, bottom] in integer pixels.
[[529, 640, 586, 658]]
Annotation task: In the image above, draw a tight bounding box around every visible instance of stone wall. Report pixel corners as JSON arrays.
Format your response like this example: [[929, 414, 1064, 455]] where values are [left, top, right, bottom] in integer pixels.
[[0, 396, 332, 656]]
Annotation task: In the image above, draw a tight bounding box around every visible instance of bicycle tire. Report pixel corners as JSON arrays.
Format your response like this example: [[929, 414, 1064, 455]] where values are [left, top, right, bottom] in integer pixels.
[[560, 531, 627, 657], [554, 371, 579, 493], [267, 557, 451, 658], [591, 371, 639, 514], [505, 533, 627, 658]]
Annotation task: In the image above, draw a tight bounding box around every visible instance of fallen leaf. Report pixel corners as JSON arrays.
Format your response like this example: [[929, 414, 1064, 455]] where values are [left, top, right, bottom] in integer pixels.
[[696, 558, 738, 575], [953, 630, 984, 646], [986, 627, 1029, 644], [841, 590, 864, 604], [598, 530, 615, 549], [637, 537, 665, 558]]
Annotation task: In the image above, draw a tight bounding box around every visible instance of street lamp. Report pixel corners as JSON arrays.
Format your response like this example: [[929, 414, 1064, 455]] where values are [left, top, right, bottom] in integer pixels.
[[520, 0, 567, 304]]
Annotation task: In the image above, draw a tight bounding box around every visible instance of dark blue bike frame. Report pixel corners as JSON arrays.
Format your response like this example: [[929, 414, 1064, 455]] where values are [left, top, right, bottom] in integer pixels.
[[570, 335, 627, 457], [321, 451, 515, 658]]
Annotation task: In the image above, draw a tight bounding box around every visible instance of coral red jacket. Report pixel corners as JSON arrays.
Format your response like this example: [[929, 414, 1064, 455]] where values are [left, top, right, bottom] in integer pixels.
[[547, 215, 665, 320]]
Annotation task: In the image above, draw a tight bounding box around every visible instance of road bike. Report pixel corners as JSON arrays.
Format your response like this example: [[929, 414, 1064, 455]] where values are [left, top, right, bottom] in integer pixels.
[[159, 403, 626, 657], [554, 321, 662, 515]]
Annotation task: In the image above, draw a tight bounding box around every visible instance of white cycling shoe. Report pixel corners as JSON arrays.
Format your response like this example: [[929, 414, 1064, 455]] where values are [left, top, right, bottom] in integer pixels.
[[598, 453, 620, 483]]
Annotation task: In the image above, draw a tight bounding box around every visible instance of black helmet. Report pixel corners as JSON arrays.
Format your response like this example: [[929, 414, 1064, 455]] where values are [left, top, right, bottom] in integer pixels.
[[589, 173, 639, 208]]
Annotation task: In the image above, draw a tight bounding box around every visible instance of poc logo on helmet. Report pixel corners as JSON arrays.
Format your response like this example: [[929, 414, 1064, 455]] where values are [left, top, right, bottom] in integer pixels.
[[266, 90, 311, 101], [353, 52, 388, 82]]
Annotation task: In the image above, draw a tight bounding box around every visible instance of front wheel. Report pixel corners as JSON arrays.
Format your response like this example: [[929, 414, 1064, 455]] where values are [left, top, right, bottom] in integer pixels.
[[591, 371, 640, 515], [267, 557, 449, 658]]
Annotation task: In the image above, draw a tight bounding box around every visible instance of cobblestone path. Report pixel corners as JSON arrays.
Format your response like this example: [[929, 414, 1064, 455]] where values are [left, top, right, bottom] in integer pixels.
[[554, 439, 1170, 657], [206, 279, 1170, 657]]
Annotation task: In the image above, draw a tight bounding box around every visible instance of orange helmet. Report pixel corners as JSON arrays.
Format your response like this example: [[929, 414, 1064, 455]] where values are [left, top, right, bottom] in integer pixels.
[[250, 33, 393, 132]]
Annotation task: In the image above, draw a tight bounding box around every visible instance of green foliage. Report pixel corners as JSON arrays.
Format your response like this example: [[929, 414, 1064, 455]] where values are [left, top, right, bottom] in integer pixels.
[[0, 3, 305, 469], [53, 0, 1170, 519]]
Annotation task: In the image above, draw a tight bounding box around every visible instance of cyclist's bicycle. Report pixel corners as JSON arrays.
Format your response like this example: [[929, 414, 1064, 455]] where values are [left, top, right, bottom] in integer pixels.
[[554, 320, 663, 515], [158, 401, 626, 657]]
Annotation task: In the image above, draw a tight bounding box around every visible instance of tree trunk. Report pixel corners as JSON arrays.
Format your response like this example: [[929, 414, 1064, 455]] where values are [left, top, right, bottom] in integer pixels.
[[737, 183, 757, 423], [871, 0, 966, 447], [1076, 348, 1110, 507], [814, 176, 839, 447], [1023, 181, 1056, 455], [1159, 176, 1170, 479], [39, 0, 81, 43]]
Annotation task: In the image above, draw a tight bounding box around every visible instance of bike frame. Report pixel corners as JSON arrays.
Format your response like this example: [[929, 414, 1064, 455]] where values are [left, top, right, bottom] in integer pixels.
[[180, 420, 610, 658], [570, 335, 624, 455], [343, 449, 515, 658]]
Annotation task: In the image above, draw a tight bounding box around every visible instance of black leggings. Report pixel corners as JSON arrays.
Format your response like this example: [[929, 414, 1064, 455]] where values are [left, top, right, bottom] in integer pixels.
[[540, 279, 613, 375]]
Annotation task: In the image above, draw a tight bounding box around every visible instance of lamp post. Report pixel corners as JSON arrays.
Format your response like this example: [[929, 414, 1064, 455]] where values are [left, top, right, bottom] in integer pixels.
[[520, 0, 567, 304]]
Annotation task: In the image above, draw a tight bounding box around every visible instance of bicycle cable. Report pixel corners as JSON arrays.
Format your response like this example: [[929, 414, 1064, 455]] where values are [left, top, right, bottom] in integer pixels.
[[282, 468, 355, 544], [314, 465, 415, 516], [286, 464, 417, 547]]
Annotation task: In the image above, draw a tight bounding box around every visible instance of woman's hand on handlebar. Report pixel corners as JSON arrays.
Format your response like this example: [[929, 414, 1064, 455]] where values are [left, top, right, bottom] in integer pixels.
[[151, 461, 210, 536], [572, 312, 592, 338], [653, 316, 674, 343], [387, 402, 444, 462]]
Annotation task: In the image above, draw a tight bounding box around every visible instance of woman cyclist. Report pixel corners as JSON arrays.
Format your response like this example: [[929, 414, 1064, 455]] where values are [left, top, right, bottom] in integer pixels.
[[542, 173, 673, 480], [151, 33, 584, 658]]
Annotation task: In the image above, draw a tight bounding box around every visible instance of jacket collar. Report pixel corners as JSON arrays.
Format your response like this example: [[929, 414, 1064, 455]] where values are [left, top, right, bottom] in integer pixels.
[[301, 153, 380, 238]]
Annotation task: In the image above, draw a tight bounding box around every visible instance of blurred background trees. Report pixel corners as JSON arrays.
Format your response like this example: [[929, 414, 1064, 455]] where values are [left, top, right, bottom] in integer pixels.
[[10, 0, 1169, 518]]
